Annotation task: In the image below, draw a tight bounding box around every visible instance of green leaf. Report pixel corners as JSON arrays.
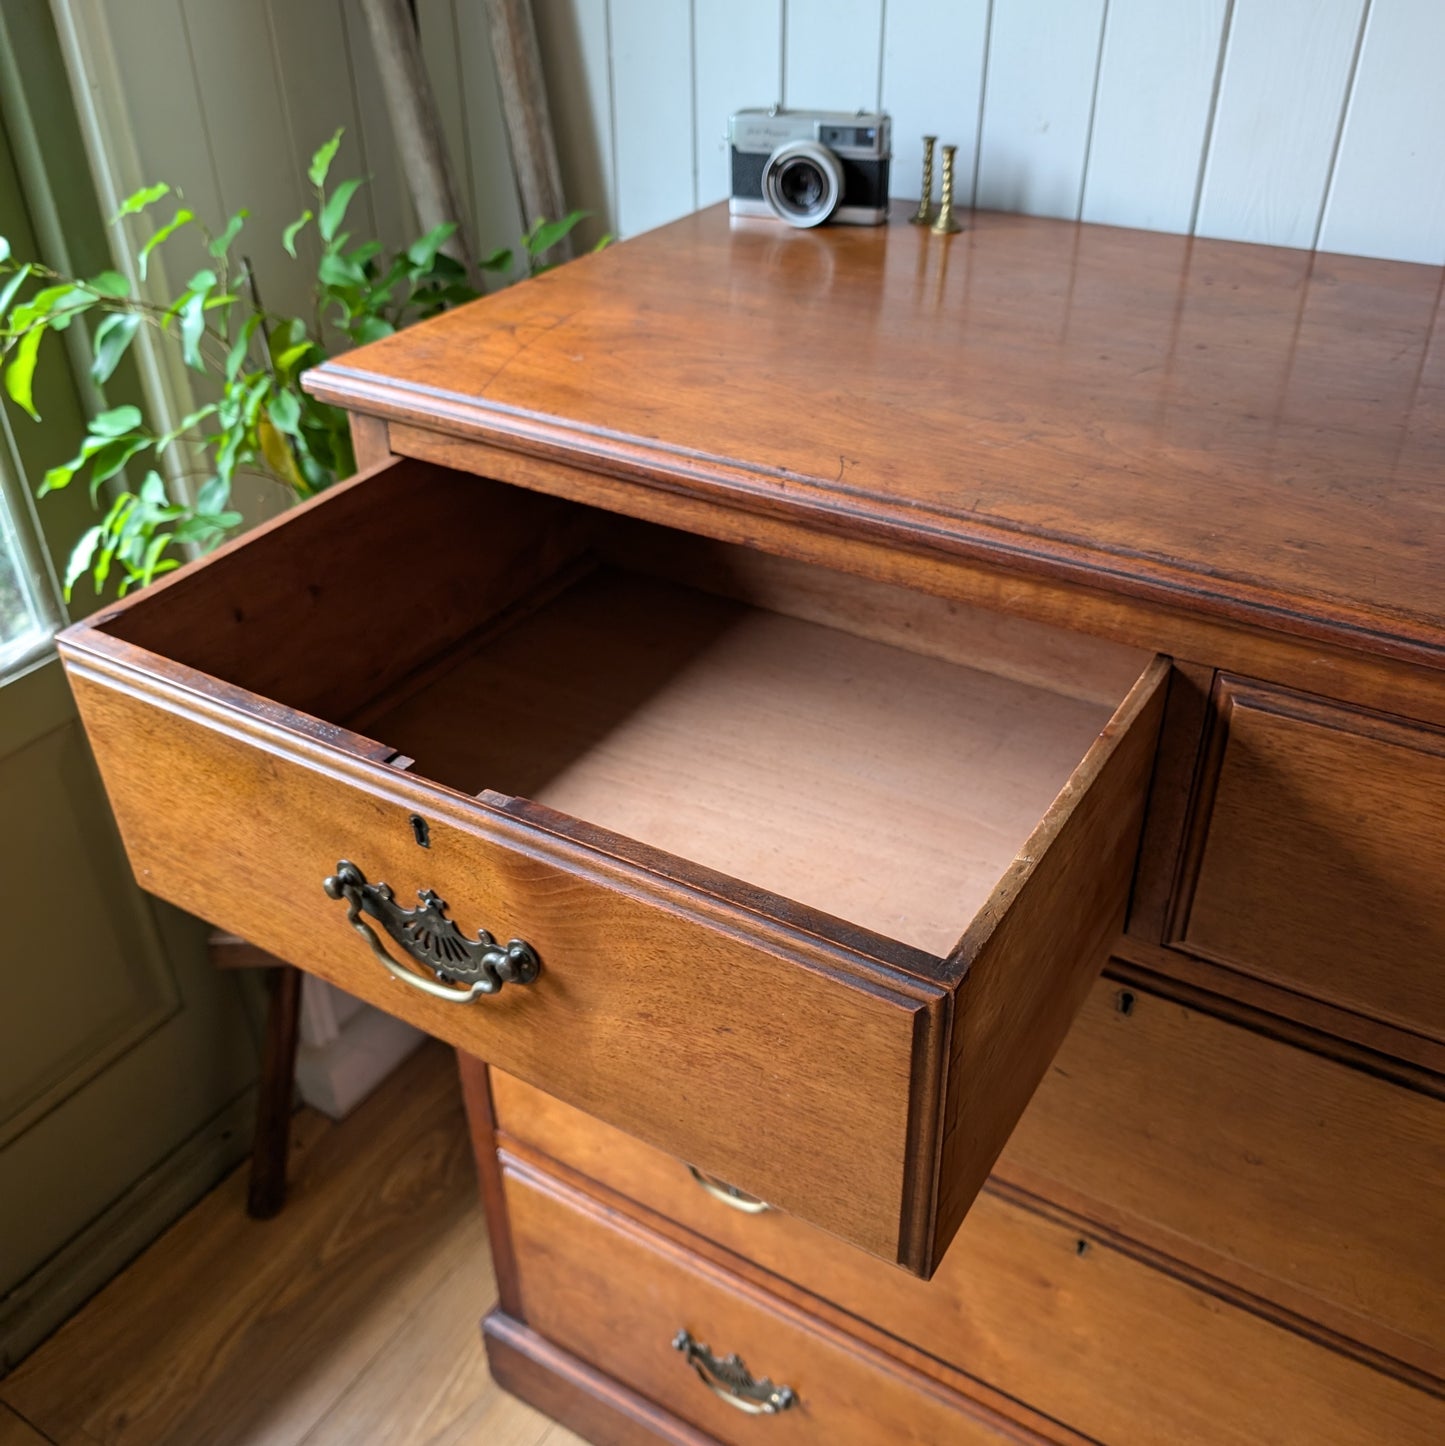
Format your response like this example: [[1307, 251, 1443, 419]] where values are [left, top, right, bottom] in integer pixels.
[[268, 389, 301, 435], [64, 526, 104, 598], [111, 183, 170, 223], [5, 324, 44, 418], [225, 312, 261, 381], [90, 312, 141, 384], [38, 462, 74, 497], [479, 246, 514, 274], [405, 221, 458, 271], [138, 469, 170, 509], [273, 339, 314, 376], [319, 178, 363, 242], [90, 404, 144, 436], [178, 271, 215, 371], [350, 315, 394, 344], [195, 475, 231, 513], [10, 283, 78, 331], [208, 209, 248, 259], [0, 263, 33, 322], [88, 436, 149, 499], [525, 210, 590, 257], [308, 129, 343, 188], [157, 403, 219, 454], [317, 251, 366, 289], [282, 210, 312, 258], [139, 532, 174, 586], [87, 270, 131, 298], [137, 208, 194, 280]]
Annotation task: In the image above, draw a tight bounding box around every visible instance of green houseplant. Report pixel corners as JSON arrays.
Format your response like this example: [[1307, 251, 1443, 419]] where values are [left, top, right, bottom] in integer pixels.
[[0, 130, 590, 600]]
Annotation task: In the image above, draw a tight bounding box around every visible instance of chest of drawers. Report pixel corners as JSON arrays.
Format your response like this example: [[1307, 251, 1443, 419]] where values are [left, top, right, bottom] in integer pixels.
[[59, 206, 1444, 1441]]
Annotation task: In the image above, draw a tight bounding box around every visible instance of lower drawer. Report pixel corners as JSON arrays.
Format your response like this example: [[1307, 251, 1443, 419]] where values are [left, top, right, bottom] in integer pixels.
[[502, 1154, 1027, 1445], [492, 1054, 1445, 1442]]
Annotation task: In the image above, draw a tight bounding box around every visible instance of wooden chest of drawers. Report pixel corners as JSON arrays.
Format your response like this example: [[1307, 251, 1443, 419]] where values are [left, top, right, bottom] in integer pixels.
[[58, 206, 1445, 1440]]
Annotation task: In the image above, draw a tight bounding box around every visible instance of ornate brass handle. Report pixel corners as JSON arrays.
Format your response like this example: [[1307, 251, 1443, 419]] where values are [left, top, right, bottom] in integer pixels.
[[672, 1330, 796, 1415], [323, 860, 539, 1003], [687, 1166, 772, 1215]]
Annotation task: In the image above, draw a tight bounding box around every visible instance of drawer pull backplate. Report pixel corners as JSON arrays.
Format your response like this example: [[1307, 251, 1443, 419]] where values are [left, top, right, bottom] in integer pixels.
[[672, 1329, 797, 1415], [323, 859, 540, 1003]]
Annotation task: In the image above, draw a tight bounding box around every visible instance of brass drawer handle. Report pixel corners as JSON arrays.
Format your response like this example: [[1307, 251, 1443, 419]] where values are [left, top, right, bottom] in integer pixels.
[[672, 1330, 797, 1415], [687, 1166, 772, 1214], [323, 860, 540, 1003]]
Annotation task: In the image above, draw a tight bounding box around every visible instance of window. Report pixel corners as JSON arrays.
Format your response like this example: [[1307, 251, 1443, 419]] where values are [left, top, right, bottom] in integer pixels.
[[0, 476, 52, 675]]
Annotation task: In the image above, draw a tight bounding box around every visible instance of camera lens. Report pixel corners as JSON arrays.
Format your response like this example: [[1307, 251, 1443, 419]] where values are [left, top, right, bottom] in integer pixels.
[[762, 141, 843, 227], [778, 159, 826, 212]]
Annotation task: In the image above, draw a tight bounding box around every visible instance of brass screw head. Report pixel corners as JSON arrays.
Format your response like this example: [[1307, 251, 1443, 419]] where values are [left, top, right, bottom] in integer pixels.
[[909, 135, 937, 225], [931, 143, 963, 235]]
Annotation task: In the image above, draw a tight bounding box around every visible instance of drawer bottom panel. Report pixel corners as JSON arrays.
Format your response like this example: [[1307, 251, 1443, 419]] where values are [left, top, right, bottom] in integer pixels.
[[502, 1155, 1029, 1445]]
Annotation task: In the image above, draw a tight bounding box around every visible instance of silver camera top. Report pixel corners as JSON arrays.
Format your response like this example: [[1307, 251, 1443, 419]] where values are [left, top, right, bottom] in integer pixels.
[[728, 108, 891, 161]]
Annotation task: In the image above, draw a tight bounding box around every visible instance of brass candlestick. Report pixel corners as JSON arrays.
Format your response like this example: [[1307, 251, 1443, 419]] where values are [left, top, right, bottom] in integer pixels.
[[931, 143, 963, 235], [909, 136, 936, 225]]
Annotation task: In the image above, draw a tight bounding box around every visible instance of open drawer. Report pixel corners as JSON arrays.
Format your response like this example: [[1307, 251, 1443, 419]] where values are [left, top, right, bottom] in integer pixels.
[[58, 456, 1167, 1276]]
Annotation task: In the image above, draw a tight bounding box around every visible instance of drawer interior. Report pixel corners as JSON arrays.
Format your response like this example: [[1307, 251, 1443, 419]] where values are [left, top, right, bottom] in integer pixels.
[[103, 460, 1150, 958]]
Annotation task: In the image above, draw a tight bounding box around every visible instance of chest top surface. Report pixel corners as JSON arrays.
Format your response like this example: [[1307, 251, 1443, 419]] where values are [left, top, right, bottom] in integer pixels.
[[306, 203, 1444, 668]]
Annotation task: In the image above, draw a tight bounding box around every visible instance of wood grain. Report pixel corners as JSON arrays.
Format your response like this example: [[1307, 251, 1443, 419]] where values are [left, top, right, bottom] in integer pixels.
[[933, 655, 1168, 1264], [0, 1044, 578, 1446], [367, 565, 1124, 955], [491, 1077, 1445, 1444], [503, 1156, 1030, 1445], [303, 205, 1445, 670], [1171, 676, 1445, 1044]]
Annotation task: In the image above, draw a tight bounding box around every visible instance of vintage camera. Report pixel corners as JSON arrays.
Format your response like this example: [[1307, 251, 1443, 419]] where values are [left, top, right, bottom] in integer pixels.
[[729, 108, 891, 227]]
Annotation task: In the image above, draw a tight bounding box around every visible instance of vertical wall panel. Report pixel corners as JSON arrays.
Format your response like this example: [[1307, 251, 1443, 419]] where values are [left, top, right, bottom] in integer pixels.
[[339, 0, 416, 252], [180, 2, 312, 318], [416, 0, 479, 247], [1195, 0, 1366, 249], [264, 1, 373, 243], [880, 0, 991, 206], [454, 2, 525, 266], [610, 0, 694, 237], [695, 0, 782, 209], [1081, 0, 1229, 234], [974, 0, 1110, 218], [1317, 0, 1445, 265], [534, 0, 616, 242], [784, 0, 883, 112]]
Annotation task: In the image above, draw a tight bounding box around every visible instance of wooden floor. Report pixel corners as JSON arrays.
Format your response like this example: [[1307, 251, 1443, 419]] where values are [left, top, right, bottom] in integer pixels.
[[0, 1043, 586, 1446]]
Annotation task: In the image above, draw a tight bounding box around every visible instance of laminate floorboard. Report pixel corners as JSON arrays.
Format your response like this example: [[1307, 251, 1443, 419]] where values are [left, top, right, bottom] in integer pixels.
[[0, 1042, 584, 1446]]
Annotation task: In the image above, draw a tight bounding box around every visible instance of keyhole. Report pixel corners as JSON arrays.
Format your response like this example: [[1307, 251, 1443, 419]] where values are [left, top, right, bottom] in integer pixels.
[[1116, 989, 1135, 1017], [409, 814, 430, 848]]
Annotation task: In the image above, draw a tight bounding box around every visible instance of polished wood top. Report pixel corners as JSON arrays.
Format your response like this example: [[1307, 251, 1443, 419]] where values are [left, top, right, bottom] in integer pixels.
[[306, 203, 1445, 667]]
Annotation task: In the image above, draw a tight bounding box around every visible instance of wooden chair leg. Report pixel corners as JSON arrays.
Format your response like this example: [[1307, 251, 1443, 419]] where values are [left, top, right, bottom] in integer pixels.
[[247, 964, 303, 1219]]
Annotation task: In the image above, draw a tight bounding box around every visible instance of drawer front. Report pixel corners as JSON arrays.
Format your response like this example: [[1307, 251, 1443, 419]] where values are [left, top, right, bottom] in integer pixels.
[[502, 1156, 1026, 1446], [1169, 676, 1445, 1042], [63, 655, 932, 1265], [491, 1007, 1445, 1442], [1004, 975, 1445, 1371]]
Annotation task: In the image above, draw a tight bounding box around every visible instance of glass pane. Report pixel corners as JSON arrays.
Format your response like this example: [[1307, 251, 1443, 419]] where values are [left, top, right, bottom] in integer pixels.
[[0, 487, 45, 667]]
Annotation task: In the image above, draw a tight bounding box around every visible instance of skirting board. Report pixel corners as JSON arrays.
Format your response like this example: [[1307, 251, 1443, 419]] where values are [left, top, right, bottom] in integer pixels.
[[0, 1086, 254, 1374]]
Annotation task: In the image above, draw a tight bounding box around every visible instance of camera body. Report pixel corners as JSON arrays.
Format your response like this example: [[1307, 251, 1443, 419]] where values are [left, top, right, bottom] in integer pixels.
[[728, 108, 891, 228]]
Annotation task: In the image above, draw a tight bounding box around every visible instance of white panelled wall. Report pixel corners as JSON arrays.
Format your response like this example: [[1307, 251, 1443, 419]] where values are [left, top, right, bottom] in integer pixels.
[[537, 0, 1445, 265]]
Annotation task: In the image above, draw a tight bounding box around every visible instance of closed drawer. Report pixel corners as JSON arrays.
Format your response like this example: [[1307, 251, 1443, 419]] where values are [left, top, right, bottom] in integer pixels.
[[502, 1153, 1027, 1445], [1169, 675, 1445, 1044], [491, 971, 1445, 1422], [58, 456, 1165, 1274]]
